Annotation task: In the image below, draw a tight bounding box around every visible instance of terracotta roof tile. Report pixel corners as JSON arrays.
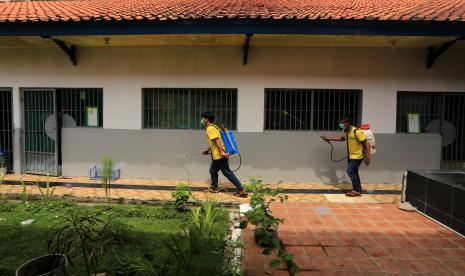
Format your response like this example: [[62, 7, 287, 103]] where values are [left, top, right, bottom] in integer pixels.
[[0, 0, 464, 23]]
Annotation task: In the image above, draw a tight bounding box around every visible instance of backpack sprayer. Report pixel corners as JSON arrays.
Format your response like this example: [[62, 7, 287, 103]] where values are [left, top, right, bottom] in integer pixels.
[[183, 123, 242, 184], [214, 124, 241, 172], [321, 124, 376, 162]]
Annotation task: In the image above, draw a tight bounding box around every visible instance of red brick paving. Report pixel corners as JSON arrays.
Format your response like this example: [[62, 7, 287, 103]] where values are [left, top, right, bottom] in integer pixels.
[[242, 203, 465, 275]]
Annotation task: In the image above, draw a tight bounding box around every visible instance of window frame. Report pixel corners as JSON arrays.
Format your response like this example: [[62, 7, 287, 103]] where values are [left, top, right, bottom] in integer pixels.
[[141, 88, 238, 130], [263, 88, 363, 132], [56, 88, 104, 129]]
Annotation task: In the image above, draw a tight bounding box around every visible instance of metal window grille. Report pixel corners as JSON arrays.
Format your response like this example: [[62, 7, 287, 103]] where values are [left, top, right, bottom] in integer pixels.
[[265, 88, 362, 131], [58, 88, 103, 127], [143, 88, 237, 130], [0, 88, 13, 171], [396, 92, 442, 133], [397, 91, 465, 169]]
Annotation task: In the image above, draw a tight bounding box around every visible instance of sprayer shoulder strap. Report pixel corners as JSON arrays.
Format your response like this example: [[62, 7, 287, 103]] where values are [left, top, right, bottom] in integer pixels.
[[353, 128, 364, 142], [346, 128, 361, 158], [210, 124, 224, 141], [211, 124, 222, 133]]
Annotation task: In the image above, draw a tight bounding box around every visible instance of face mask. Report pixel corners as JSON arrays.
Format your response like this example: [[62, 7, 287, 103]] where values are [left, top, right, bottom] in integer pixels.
[[200, 119, 206, 127], [339, 123, 345, 130]]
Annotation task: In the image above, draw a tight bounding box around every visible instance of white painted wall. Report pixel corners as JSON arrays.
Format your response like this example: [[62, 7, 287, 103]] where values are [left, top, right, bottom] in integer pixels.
[[0, 45, 464, 134]]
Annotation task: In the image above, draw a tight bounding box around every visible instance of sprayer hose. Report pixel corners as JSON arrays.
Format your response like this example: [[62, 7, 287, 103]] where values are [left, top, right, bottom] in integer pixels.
[[231, 153, 242, 172], [327, 142, 347, 163]]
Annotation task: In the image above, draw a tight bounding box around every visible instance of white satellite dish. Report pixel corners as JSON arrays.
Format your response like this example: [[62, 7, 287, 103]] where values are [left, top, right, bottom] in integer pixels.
[[44, 114, 77, 141]]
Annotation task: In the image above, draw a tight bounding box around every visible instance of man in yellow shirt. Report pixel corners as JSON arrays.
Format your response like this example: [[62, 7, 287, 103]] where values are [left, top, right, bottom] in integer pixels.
[[201, 112, 247, 197], [322, 117, 371, 197]]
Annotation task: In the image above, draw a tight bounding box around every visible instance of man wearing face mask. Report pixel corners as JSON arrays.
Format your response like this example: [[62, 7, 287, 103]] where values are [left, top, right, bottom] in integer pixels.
[[200, 111, 247, 197], [321, 116, 371, 197]]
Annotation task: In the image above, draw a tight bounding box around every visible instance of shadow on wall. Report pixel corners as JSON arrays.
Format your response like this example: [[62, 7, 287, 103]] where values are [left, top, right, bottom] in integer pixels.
[[312, 167, 348, 184]]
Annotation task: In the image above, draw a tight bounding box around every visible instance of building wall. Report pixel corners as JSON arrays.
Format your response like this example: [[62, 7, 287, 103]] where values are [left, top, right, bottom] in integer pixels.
[[0, 45, 464, 182], [62, 128, 441, 183]]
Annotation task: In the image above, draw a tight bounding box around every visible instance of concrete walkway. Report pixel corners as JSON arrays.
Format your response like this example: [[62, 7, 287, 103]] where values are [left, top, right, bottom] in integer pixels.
[[243, 203, 465, 275], [1, 174, 401, 204]]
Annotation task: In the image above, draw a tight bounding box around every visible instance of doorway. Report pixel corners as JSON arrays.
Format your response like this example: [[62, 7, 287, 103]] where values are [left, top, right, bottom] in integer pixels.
[[21, 88, 103, 175], [22, 89, 58, 175]]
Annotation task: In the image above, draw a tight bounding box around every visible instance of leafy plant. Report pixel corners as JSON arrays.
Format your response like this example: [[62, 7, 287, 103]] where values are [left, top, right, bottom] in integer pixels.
[[33, 176, 56, 202], [48, 210, 121, 276], [239, 177, 299, 275], [20, 180, 28, 204], [189, 193, 222, 249], [171, 183, 192, 211], [167, 193, 224, 274], [240, 177, 287, 233], [101, 156, 113, 202], [114, 252, 162, 276], [0, 167, 7, 202]]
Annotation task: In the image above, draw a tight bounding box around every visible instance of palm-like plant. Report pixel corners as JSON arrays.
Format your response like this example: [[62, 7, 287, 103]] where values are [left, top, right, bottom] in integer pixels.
[[33, 176, 56, 202], [190, 192, 220, 242], [101, 156, 113, 202], [48, 210, 120, 276]]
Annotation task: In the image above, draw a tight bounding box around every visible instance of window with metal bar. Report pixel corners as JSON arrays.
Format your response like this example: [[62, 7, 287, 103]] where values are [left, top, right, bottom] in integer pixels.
[[397, 91, 465, 169], [57, 88, 103, 127], [396, 92, 442, 133], [143, 88, 237, 130], [265, 88, 362, 131], [0, 88, 13, 171]]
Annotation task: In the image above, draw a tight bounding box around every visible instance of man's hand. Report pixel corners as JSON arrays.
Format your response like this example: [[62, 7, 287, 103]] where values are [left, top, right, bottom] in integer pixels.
[[321, 136, 330, 143], [221, 152, 231, 158], [202, 149, 211, 155], [364, 157, 371, 166]]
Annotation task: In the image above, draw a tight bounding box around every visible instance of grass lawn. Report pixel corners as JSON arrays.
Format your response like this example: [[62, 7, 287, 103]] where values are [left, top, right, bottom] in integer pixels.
[[0, 200, 230, 275]]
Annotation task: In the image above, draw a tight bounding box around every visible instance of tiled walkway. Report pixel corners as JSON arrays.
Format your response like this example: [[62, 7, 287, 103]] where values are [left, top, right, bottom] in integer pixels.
[[243, 203, 465, 275], [1, 174, 463, 275], [1, 174, 401, 204]]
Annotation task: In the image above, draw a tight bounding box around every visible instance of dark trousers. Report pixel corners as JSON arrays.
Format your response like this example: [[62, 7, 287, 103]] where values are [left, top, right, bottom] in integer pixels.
[[347, 159, 363, 193], [210, 158, 244, 190]]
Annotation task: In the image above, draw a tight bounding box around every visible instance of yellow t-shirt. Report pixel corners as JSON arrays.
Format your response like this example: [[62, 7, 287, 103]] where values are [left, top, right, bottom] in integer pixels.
[[206, 125, 226, 160], [342, 127, 367, 160]]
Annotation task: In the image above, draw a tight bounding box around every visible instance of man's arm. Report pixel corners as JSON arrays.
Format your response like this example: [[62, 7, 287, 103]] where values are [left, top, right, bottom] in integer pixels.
[[321, 136, 345, 142], [363, 141, 371, 165], [213, 138, 229, 158]]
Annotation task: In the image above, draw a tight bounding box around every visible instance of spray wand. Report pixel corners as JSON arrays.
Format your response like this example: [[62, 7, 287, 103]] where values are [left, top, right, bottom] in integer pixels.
[[282, 110, 305, 126]]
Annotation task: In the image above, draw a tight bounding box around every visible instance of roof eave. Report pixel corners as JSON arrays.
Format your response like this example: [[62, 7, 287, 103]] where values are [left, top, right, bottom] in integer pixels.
[[1, 19, 465, 37]]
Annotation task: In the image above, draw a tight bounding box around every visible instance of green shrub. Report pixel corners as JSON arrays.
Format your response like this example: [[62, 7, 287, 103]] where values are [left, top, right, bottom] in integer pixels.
[[171, 183, 192, 211], [240, 177, 299, 275]]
